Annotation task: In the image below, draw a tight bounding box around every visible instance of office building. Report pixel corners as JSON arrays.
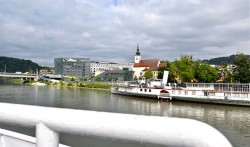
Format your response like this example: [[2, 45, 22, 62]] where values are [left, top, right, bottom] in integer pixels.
[[54, 57, 90, 79]]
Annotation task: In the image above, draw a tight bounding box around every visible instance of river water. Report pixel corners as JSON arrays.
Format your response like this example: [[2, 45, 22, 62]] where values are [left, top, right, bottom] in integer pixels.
[[0, 84, 249, 147]]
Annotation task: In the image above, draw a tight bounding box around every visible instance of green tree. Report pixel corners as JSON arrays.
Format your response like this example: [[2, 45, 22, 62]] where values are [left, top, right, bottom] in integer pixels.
[[220, 63, 234, 83], [59, 81, 64, 86], [67, 82, 73, 86], [234, 53, 250, 83], [144, 70, 153, 79], [195, 63, 218, 82], [108, 77, 112, 82], [169, 55, 195, 82], [157, 66, 169, 79], [96, 77, 101, 82]]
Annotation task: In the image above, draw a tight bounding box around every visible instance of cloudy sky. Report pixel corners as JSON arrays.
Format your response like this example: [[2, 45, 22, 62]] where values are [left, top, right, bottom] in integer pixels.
[[0, 0, 249, 66]]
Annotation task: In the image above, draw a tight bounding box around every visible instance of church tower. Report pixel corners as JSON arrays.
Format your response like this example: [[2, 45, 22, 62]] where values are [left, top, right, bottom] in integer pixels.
[[135, 45, 141, 63]]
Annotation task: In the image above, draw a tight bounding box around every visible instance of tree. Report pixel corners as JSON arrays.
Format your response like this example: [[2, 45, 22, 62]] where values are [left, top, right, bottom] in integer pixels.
[[195, 63, 218, 82], [169, 55, 195, 82], [0, 56, 41, 73], [144, 70, 153, 79], [219, 63, 234, 83], [157, 66, 169, 79], [233, 53, 250, 83], [157, 60, 171, 79], [96, 77, 101, 82]]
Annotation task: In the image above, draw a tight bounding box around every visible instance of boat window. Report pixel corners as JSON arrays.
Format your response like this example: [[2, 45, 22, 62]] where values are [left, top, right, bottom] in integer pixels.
[[172, 90, 175, 94], [192, 91, 196, 95], [204, 92, 208, 96], [178, 91, 181, 94], [205, 84, 210, 88], [140, 89, 142, 91], [233, 93, 239, 97], [185, 91, 188, 95], [145, 89, 147, 92], [149, 89, 151, 92], [241, 94, 248, 98], [209, 92, 215, 96]]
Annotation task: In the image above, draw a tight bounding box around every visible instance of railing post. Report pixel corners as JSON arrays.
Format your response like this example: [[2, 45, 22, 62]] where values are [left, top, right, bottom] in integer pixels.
[[36, 123, 59, 147]]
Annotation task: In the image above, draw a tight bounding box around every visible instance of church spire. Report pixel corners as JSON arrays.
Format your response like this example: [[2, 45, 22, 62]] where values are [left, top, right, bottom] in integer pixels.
[[135, 45, 141, 63], [136, 44, 140, 56]]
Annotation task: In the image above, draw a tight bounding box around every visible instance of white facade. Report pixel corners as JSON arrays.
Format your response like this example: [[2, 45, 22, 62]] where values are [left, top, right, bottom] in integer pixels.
[[133, 67, 145, 79], [90, 61, 133, 76], [135, 55, 141, 63]]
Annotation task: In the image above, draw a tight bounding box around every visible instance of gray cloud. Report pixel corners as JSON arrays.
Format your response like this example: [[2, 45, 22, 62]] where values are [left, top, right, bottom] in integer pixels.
[[0, 0, 249, 66]]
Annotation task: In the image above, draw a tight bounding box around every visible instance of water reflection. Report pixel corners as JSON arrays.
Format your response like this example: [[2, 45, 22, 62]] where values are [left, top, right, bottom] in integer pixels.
[[110, 95, 250, 147], [0, 85, 249, 147]]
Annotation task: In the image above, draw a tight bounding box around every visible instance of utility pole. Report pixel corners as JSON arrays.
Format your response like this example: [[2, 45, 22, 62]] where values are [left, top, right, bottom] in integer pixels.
[[4, 64, 6, 73]]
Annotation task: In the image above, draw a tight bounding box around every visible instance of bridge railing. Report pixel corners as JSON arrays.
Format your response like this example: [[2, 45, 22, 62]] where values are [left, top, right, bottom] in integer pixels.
[[0, 72, 36, 76], [0, 103, 232, 147]]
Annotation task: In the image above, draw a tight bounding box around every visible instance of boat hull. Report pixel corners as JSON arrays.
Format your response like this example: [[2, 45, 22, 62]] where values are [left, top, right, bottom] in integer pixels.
[[172, 96, 250, 106], [111, 88, 171, 100]]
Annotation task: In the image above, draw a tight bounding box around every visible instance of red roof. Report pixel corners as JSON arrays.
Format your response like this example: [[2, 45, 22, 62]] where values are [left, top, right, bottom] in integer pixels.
[[159, 63, 167, 67], [134, 59, 160, 67], [142, 67, 159, 71], [142, 67, 149, 71]]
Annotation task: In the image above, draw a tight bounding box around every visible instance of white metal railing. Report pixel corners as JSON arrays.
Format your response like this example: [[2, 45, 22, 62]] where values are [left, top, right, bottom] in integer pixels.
[[0, 103, 232, 147], [0, 128, 69, 147], [0, 128, 36, 147]]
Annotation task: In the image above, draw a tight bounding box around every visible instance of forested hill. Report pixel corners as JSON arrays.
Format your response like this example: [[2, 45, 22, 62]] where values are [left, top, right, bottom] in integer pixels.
[[0, 56, 42, 73], [203, 54, 250, 65]]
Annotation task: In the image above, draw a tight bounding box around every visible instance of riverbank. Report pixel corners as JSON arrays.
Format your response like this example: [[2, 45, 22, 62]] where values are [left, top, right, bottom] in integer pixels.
[[4, 78, 113, 90], [44, 81, 113, 90]]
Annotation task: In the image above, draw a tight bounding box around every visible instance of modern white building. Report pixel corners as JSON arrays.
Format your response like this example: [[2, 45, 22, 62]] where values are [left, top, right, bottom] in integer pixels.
[[90, 61, 133, 77]]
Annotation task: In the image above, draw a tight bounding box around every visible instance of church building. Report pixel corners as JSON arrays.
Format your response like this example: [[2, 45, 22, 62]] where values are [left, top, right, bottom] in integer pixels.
[[132, 45, 166, 79]]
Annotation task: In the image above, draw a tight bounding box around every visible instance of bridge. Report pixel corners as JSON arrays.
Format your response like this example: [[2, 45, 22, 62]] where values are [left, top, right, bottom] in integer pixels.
[[0, 72, 38, 80]]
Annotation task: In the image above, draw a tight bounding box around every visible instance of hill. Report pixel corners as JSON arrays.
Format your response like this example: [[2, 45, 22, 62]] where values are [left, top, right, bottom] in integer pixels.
[[0, 56, 42, 73], [203, 54, 250, 65]]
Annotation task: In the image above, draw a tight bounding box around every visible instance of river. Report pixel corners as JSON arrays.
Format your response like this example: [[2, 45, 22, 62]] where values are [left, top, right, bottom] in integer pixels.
[[0, 84, 249, 147]]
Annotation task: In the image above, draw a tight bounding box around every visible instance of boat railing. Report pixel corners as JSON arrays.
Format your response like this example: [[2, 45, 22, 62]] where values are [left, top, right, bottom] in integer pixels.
[[183, 83, 250, 92], [117, 81, 139, 87], [213, 83, 250, 92], [0, 103, 232, 147]]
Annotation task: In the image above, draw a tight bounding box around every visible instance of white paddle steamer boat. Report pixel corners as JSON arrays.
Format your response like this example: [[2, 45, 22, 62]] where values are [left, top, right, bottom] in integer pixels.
[[111, 71, 250, 106]]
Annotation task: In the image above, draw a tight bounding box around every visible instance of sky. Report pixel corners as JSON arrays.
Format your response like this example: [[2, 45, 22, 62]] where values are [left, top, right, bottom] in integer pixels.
[[0, 0, 249, 66]]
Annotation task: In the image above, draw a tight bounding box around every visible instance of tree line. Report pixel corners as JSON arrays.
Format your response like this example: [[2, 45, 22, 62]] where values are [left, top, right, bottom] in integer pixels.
[[154, 53, 250, 83], [0, 56, 42, 73]]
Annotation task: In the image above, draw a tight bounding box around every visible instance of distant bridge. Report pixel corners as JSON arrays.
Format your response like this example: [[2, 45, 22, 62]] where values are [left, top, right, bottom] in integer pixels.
[[0, 72, 38, 80]]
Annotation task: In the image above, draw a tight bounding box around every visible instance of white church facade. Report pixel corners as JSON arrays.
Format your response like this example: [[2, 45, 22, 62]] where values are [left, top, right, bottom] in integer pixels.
[[132, 45, 166, 79]]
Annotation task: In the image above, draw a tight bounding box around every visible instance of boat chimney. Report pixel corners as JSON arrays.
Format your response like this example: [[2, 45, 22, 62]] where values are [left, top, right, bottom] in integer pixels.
[[162, 70, 169, 85]]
